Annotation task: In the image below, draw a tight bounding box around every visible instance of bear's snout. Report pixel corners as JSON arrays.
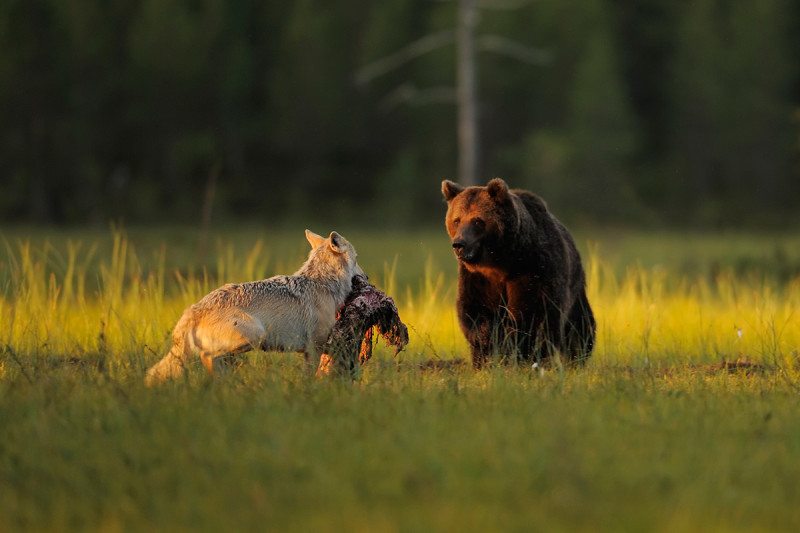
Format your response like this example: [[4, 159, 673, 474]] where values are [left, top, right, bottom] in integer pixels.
[[452, 239, 480, 263]]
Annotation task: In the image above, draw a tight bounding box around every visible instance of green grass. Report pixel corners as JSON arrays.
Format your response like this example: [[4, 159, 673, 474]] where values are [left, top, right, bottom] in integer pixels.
[[2, 226, 800, 531], [3, 364, 800, 531]]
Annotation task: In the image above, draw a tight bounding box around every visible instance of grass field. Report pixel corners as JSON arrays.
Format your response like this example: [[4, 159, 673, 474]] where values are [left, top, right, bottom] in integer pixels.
[[2, 226, 800, 531]]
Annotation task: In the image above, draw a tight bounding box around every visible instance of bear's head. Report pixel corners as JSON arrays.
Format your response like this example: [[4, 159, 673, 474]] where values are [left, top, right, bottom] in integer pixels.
[[441, 177, 516, 268]]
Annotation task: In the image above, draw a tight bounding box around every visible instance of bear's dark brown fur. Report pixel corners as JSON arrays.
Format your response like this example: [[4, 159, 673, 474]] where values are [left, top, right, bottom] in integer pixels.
[[442, 177, 595, 368]]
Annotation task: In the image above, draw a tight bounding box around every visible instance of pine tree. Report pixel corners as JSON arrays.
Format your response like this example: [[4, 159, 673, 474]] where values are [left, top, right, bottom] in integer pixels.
[[671, 0, 795, 221], [566, 2, 640, 219]]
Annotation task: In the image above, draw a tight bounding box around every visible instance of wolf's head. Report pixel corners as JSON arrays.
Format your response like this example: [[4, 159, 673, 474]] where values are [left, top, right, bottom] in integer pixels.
[[304, 229, 364, 281]]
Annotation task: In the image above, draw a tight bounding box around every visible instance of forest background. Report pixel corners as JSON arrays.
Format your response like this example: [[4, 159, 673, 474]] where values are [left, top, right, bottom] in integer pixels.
[[1, 0, 799, 228]]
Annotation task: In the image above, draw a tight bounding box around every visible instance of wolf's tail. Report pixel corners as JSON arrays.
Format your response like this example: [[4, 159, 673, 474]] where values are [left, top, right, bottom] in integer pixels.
[[145, 310, 194, 386]]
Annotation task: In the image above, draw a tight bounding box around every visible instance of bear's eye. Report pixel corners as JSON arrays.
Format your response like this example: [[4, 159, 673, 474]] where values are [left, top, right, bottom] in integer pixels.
[[452, 217, 461, 226], [472, 217, 485, 229]]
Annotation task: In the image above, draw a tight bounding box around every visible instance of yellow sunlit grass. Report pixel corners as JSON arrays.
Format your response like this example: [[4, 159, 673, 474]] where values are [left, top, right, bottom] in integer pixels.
[[2, 231, 798, 373]]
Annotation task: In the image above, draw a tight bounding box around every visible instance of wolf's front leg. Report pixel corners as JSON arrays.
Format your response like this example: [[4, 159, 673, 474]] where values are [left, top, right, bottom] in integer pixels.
[[303, 342, 325, 374]]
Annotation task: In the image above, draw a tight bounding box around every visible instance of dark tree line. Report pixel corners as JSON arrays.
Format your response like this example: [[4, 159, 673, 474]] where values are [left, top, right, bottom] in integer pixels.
[[0, 0, 798, 226]]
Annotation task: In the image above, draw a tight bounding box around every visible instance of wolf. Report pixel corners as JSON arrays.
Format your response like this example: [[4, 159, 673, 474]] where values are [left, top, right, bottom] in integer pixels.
[[144, 230, 362, 385]]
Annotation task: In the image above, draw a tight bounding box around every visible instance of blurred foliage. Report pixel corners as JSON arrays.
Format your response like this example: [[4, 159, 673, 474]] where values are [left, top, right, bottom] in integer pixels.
[[0, 0, 798, 226]]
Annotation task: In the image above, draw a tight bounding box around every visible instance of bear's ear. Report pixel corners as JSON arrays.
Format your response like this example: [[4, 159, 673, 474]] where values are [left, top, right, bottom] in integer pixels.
[[305, 229, 325, 249], [486, 178, 509, 203], [442, 180, 465, 202], [328, 231, 344, 253]]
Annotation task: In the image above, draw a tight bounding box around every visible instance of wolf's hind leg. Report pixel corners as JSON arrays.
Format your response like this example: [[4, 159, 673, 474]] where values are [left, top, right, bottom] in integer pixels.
[[194, 311, 265, 376]]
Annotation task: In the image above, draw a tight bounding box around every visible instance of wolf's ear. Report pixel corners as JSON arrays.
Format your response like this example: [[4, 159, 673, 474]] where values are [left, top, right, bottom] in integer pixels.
[[442, 180, 465, 202], [305, 229, 325, 249], [328, 231, 344, 253], [486, 178, 509, 202]]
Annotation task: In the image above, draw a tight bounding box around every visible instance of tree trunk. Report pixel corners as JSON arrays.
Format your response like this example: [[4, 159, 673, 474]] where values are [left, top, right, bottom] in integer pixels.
[[457, 0, 479, 186]]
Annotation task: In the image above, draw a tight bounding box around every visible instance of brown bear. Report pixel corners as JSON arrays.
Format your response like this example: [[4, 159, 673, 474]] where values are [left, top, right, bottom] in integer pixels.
[[441, 177, 595, 368]]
